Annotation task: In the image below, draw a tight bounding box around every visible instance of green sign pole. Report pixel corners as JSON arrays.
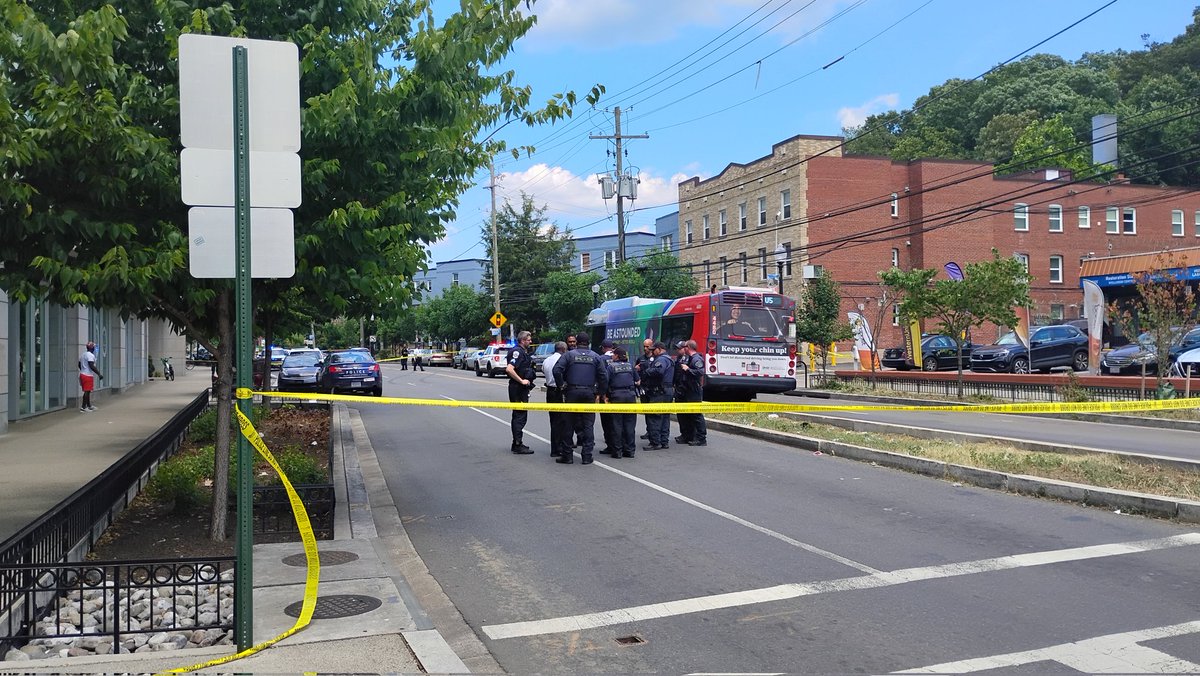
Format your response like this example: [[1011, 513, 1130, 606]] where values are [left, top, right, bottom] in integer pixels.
[[232, 45, 254, 650]]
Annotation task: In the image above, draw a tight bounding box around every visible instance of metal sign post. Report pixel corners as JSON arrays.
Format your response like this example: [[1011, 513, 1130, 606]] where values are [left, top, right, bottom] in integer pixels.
[[231, 45, 254, 651]]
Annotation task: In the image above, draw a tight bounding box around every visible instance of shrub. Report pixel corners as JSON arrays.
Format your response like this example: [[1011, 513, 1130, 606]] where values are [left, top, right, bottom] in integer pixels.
[[189, 405, 269, 444], [273, 446, 326, 485], [147, 449, 211, 513], [1057, 371, 1094, 403]]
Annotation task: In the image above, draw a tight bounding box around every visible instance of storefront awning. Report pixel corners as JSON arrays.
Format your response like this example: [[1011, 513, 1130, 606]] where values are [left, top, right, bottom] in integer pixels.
[[1079, 247, 1200, 288]]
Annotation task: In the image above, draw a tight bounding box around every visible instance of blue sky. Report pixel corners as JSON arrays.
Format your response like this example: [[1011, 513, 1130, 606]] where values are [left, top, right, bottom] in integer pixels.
[[425, 0, 1196, 266]]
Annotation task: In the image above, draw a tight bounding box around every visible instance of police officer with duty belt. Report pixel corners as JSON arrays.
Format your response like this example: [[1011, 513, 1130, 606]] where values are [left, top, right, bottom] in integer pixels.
[[674, 339, 707, 446], [505, 330, 536, 454], [603, 346, 639, 458], [552, 332, 607, 465], [641, 341, 674, 450], [635, 338, 655, 440]]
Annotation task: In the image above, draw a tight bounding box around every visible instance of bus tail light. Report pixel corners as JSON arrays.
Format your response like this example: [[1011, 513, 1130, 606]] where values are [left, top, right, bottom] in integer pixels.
[[708, 339, 717, 352], [708, 355, 716, 365], [709, 365, 717, 373], [788, 368, 795, 376], [788, 343, 797, 357]]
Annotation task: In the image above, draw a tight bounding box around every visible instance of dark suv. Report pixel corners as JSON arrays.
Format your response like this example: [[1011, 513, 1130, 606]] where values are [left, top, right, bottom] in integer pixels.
[[530, 342, 556, 379], [318, 350, 383, 396], [970, 325, 1088, 374]]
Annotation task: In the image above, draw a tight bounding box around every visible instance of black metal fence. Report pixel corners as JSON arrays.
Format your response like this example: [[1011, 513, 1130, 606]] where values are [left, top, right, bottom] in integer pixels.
[[0, 557, 235, 656], [821, 373, 1151, 402], [245, 485, 336, 542]]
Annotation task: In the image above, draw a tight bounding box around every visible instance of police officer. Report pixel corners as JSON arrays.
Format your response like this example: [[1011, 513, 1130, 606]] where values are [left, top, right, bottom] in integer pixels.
[[674, 339, 707, 446], [641, 341, 674, 450], [635, 338, 655, 440], [604, 346, 639, 458], [399, 344, 409, 371], [552, 332, 607, 465], [597, 339, 617, 456], [505, 331, 536, 454], [542, 341, 568, 458]]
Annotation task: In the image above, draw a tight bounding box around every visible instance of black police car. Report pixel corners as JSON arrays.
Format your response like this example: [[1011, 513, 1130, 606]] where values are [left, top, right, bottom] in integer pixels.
[[318, 350, 383, 396]]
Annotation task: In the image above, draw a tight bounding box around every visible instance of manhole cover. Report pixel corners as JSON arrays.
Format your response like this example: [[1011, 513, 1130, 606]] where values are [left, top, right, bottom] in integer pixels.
[[615, 635, 646, 645], [282, 550, 359, 567], [284, 594, 382, 619]]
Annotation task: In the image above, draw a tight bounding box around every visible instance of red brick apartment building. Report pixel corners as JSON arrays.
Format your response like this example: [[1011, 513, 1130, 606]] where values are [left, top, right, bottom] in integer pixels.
[[677, 134, 1200, 348]]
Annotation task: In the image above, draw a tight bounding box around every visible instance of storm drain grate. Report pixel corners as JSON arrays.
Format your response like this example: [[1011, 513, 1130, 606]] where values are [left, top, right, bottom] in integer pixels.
[[282, 550, 360, 567], [615, 635, 646, 645], [284, 594, 382, 619]]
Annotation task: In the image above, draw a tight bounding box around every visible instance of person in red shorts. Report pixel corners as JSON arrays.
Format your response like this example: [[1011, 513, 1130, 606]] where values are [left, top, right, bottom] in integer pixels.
[[79, 341, 104, 412]]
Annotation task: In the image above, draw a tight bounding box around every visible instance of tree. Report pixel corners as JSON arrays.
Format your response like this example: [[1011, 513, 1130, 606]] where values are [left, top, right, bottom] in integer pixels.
[[601, 249, 699, 300], [881, 250, 1032, 398], [998, 113, 1096, 177], [856, 283, 905, 388], [417, 284, 491, 344], [539, 270, 602, 338], [1108, 253, 1196, 397], [482, 193, 575, 334], [795, 272, 853, 376], [0, 0, 596, 540]]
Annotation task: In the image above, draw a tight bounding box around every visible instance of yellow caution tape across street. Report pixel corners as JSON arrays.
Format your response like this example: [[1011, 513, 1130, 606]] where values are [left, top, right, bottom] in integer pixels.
[[240, 388, 1200, 415], [161, 401, 321, 674]]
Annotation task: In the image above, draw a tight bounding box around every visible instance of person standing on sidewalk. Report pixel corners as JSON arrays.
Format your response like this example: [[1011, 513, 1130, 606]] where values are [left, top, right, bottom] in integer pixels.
[[505, 331, 536, 454], [79, 341, 103, 412], [543, 341, 568, 459]]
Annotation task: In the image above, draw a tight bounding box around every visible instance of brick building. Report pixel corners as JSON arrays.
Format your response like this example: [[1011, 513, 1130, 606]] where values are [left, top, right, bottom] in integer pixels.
[[678, 135, 1200, 347]]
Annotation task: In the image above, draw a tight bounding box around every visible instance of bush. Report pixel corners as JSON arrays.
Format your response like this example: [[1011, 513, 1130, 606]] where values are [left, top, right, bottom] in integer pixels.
[[273, 446, 326, 485], [1057, 371, 1094, 403], [189, 404, 270, 444], [147, 449, 211, 513]]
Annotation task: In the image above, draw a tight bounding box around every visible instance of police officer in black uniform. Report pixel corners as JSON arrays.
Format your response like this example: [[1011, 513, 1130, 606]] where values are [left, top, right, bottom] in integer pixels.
[[642, 341, 674, 450], [597, 339, 617, 456], [604, 346, 639, 458], [505, 330, 536, 454], [635, 338, 655, 440], [552, 332, 607, 465], [674, 339, 707, 446]]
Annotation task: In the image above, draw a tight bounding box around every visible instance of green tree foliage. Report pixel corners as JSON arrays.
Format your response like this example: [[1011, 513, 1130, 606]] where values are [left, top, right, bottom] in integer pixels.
[[416, 284, 491, 343], [482, 193, 575, 333], [881, 250, 1032, 397], [795, 272, 853, 374], [601, 250, 699, 300], [538, 270, 602, 338], [1108, 252, 1196, 396], [999, 113, 1096, 177]]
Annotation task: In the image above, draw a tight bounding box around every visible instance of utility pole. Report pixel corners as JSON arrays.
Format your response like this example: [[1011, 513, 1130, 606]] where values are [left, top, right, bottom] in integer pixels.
[[488, 160, 500, 314], [591, 107, 647, 264]]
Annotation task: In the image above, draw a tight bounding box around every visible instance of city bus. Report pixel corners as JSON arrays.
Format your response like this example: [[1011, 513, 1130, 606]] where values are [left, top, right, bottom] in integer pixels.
[[585, 287, 797, 400]]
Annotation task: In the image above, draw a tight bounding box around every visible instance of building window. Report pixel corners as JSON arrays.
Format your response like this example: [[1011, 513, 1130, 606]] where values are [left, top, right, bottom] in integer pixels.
[[1014, 203, 1029, 231], [890, 193, 899, 218], [739, 203, 747, 231], [1105, 207, 1119, 234], [891, 248, 899, 268], [702, 214, 710, 240], [758, 247, 768, 280], [1050, 304, 1064, 322], [720, 256, 728, 286], [1049, 255, 1063, 284], [451, 272, 459, 287], [1048, 204, 1062, 232], [892, 303, 900, 326], [685, 220, 693, 244], [1172, 209, 1184, 237], [661, 234, 673, 250], [739, 251, 748, 284], [1196, 211, 1200, 237], [703, 260, 711, 289], [781, 242, 792, 276], [604, 250, 617, 269], [580, 252, 591, 272], [1078, 206, 1090, 229], [719, 209, 727, 237], [1122, 207, 1136, 234], [1014, 253, 1029, 271], [780, 189, 791, 220], [758, 197, 767, 226]]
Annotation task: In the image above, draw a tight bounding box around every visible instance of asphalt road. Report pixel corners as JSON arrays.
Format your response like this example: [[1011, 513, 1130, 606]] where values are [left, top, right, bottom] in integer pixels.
[[355, 365, 1200, 673], [761, 391, 1200, 463]]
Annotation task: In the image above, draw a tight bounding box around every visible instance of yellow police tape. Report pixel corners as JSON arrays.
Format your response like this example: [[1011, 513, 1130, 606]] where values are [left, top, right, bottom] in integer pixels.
[[161, 403, 321, 674], [240, 388, 1200, 415]]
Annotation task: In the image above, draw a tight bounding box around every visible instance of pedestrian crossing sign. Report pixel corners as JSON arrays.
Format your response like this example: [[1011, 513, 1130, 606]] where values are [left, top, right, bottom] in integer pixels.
[[490, 311, 507, 328]]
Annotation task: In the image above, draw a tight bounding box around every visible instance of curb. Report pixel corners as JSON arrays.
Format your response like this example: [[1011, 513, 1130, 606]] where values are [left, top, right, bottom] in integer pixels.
[[706, 417, 1200, 523]]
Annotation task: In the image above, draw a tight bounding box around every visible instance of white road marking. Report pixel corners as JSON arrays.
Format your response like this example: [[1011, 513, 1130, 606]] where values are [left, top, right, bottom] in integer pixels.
[[481, 533, 1200, 640], [442, 396, 880, 575], [894, 619, 1200, 673]]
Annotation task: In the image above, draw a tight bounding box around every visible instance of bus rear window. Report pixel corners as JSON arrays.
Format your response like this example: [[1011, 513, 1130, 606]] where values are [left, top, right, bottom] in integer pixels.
[[719, 305, 786, 340]]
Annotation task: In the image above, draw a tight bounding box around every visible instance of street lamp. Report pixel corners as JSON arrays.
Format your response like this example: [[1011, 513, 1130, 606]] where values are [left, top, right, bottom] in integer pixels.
[[591, 283, 601, 308], [774, 245, 787, 295]]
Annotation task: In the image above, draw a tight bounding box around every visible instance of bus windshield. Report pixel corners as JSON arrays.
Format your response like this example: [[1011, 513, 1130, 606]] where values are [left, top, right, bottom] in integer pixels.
[[718, 304, 787, 340]]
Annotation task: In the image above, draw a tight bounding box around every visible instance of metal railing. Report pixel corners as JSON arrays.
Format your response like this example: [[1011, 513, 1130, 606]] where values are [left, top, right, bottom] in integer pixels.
[[822, 374, 1149, 402]]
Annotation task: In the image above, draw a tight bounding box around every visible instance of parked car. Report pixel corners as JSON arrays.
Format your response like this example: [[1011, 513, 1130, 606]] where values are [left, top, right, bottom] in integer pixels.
[[427, 348, 453, 367], [1100, 332, 1159, 375], [881, 334, 973, 371], [277, 351, 323, 392], [269, 347, 289, 370], [530, 342, 556, 378], [475, 344, 509, 377], [1167, 326, 1200, 373], [969, 325, 1088, 374], [318, 349, 383, 396], [462, 349, 486, 371], [1171, 346, 1200, 377]]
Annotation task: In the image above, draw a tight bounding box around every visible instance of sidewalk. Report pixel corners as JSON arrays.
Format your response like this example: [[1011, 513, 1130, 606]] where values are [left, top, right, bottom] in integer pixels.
[[4, 384, 491, 673]]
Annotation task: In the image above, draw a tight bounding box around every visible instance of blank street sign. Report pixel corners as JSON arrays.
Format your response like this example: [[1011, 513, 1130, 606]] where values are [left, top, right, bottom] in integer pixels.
[[188, 207, 296, 279], [181, 149, 302, 207]]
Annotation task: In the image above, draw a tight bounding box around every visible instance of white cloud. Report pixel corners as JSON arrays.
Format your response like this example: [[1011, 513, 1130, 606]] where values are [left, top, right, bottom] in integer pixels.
[[836, 93, 900, 130]]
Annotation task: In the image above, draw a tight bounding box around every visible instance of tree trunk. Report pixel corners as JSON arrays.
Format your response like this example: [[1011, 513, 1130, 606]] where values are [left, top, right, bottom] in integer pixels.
[[955, 340, 965, 400], [260, 314, 273, 409], [209, 289, 233, 542]]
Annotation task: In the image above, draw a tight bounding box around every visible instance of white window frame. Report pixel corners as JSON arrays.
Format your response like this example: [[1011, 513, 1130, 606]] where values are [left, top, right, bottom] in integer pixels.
[[1049, 255, 1063, 284], [1195, 210, 1200, 237], [685, 220, 693, 244], [890, 193, 899, 218], [781, 242, 792, 277], [1048, 204, 1062, 232], [891, 248, 899, 268], [720, 256, 728, 286], [1122, 207, 1136, 235], [702, 214, 710, 240], [1050, 304, 1064, 322], [1013, 203, 1029, 231], [703, 260, 711, 289], [661, 234, 673, 250], [892, 303, 900, 326], [758, 247, 768, 280], [758, 197, 767, 226], [738, 203, 748, 231], [580, 252, 591, 272], [719, 209, 727, 237], [739, 251, 748, 284], [1077, 205, 1090, 229], [1105, 207, 1119, 234], [604, 250, 617, 269], [1172, 209, 1184, 237], [780, 189, 791, 220], [1014, 253, 1030, 271], [451, 272, 459, 287]]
